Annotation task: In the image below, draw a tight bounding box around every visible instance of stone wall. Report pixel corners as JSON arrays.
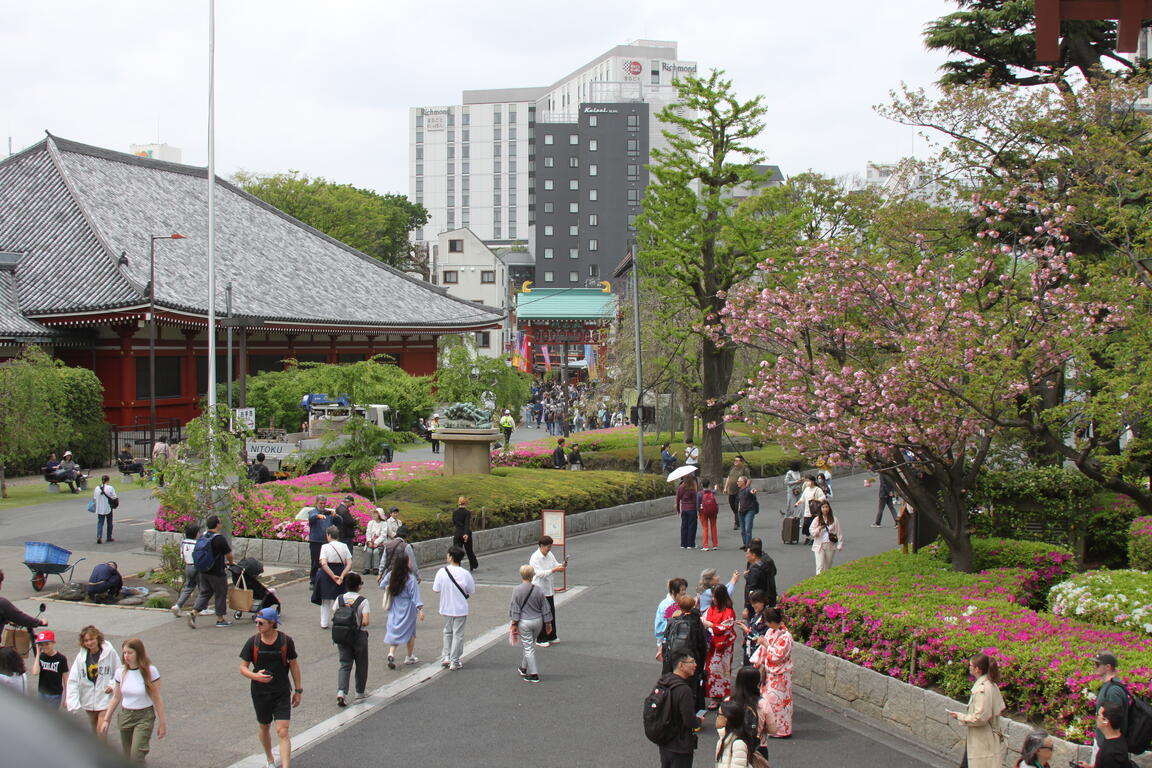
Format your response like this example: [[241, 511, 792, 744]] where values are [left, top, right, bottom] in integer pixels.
[[792, 642, 1144, 767]]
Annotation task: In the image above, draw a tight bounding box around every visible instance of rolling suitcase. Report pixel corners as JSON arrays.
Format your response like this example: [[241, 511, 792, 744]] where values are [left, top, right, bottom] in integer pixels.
[[781, 516, 800, 545]]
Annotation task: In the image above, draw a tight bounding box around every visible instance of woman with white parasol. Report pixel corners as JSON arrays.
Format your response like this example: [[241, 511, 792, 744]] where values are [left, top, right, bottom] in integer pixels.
[[669, 465, 700, 549]]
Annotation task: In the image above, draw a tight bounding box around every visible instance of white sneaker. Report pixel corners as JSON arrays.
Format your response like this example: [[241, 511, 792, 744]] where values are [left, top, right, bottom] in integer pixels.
[[870, 524, 881, 528], [403, 655, 420, 665], [170, 605, 181, 617]]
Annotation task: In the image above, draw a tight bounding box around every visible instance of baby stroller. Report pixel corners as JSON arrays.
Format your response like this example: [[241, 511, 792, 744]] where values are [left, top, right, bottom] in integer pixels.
[[228, 557, 282, 621]]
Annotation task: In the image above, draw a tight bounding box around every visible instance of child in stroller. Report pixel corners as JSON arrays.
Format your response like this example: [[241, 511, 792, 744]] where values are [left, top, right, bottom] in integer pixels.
[[227, 557, 282, 620]]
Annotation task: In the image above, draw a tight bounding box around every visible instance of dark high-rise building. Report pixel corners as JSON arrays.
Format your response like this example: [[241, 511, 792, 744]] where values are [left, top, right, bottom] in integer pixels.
[[533, 102, 648, 289]]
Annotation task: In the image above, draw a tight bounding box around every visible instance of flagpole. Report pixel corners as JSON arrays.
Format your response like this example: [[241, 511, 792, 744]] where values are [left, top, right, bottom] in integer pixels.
[[206, 0, 217, 417]]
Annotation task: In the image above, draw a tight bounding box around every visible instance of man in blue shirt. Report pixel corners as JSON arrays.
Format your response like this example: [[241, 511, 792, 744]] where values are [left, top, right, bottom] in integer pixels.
[[307, 496, 332, 588], [86, 562, 122, 602]]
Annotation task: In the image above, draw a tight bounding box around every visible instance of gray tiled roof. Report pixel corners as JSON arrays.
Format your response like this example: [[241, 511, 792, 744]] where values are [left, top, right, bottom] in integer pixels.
[[0, 263, 55, 339], [0, 136, 503, 331]]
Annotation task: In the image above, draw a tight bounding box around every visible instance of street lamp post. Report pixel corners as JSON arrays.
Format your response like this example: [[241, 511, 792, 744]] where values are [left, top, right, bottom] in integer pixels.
[[148, 233, 185, 449]]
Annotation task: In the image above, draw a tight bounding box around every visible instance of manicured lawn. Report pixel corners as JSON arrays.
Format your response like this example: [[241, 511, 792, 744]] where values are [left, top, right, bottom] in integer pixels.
[[0, 482, 76, 512]]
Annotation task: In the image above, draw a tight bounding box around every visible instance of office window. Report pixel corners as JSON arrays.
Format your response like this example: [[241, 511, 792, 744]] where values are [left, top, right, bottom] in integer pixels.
[[493, 192, 502, 205], [588, 189, 597, 201], [588, 139, 598, 151], [543, 247, 554, 259], [415, 180, 424, 193], [415, 163, 423, 176], [569, 202, 579, 213], [509, 126, 517, 140], [447, 178, 455, 192], [627, 164, 639, 180], [589, 263, 600, 278], [569, 248, 579, 259], [462, 128, 470, 142], [442, 270, 459, 284], [493, 108, 502, 123], [462, 211, 469, 227], [447, 111, 455, 126], [544, 134, 554, 145], [509, 141, 516, 155], [481, 270, 496, 284], [416, 146, 424, 160], [446, 211, 455, 227], [628, 189, 640, 203], [588, 239, 598, 251], [588, 164, 598, 176], [627, 115, 639, 130], [569, 271, 579, 282], [628, 213, 637, 228], [509, 108, 517, 122], [494, 158, 502, 173], [446, 146, 454, 160], [462, 111, 470, 125], [569, 225, 578, 236], [416, 130, 424, 143], [494, 127, 502, 141], [569, 179, 579, 190], [544, 225, 554, 236], [544, 156, 554, 167], [493, 224, 502, 239], [462, 177, 470, 191], [544, 179, 554, 190], [588, 115, 598, 127], [494, 176, 501, 190], [627, 139, 639, 154], [475, 331, 491, 348], [569, 157, 579, 168], [509, 159, 517, 173], [588, 214, 598, 226], [569, 134, 578, 145], [509, 224, 517, 239], [462, 144, 470, 158], [544, 201, 554, 213], [651, 63, 660, 85], [543, 270, 554, 282], [462, 194, 470, 207], [415, 114, 424, 127], [462, 161, 470, 174]]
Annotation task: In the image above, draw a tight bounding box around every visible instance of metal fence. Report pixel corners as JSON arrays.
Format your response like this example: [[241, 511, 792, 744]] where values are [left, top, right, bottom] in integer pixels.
[[107, 420, 184, 461]]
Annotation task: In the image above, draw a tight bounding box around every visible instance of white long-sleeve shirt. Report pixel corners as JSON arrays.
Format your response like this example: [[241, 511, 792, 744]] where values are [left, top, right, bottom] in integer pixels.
[[529, 549, 561, 597]]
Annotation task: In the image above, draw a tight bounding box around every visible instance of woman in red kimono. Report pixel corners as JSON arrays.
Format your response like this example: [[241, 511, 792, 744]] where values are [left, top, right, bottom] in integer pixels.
[[751, 607, 793, 737], [702, 585, 737, 707]]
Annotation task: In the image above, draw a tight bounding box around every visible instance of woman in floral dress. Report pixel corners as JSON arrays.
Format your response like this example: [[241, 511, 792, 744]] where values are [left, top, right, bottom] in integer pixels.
[[702, 585, 737, 708], [752, 607, 793, 737]]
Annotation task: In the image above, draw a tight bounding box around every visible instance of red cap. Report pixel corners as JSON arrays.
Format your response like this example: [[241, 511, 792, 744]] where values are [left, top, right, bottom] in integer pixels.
[[35, 630, 55, 644]]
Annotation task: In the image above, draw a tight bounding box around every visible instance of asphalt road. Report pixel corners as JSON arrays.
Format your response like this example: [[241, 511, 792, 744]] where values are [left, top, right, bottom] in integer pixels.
[[294, 476, 935, 768]]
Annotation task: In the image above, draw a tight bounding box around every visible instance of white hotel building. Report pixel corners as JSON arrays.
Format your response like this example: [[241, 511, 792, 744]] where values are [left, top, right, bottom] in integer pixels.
[[408, 40, 699, 252]]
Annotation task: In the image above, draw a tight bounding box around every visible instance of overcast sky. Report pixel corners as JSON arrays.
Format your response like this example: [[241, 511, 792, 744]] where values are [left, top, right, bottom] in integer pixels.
[[2, 0, 956, 195]]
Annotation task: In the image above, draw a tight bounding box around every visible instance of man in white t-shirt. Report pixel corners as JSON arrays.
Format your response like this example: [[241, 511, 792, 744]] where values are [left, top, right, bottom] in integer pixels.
[[529, 536, 566, 646], [683, 439, 699, 467], [433, 546, 476, 671]]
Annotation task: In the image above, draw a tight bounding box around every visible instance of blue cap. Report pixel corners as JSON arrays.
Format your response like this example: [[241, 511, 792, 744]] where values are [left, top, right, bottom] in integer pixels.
[[256, 607, 280, 624]]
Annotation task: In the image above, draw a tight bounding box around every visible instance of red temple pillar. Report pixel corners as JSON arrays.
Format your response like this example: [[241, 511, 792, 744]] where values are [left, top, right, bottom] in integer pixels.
[[327, 335, 338, 364], [283, 334, 297, 369], [115, 324, 137, 426], [182, 329, 198, 401]]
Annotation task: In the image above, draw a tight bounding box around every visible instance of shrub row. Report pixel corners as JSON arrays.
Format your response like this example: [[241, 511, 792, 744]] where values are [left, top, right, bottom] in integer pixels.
[[781, 540, 1152, 743], [1049, 569, 1152, 635], [1130, 516, 1152, 571]]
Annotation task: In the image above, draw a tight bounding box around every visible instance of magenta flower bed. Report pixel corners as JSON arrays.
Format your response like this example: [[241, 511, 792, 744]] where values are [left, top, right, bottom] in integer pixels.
[[154, 460, 445, 544], [782, 550, 1152, 743]]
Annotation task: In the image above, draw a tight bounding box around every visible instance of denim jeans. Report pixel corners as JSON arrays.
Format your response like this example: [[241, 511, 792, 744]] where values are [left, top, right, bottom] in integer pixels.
[[96, 513, 113, 540], [679, 511, 698, 548], [740, 510, 757, 547]]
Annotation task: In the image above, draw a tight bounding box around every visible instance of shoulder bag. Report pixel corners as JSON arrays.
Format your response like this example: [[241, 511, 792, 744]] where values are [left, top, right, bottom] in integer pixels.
[[100, 485, 119, 510], [445, 567, 470, 600]]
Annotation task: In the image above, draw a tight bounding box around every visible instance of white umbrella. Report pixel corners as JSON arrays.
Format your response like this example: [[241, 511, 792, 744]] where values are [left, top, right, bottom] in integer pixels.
[[667, 465, 698, 483]]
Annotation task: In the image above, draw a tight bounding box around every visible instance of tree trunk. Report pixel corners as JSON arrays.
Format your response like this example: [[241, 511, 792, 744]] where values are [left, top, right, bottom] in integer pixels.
[[889, 465, 975, 572], [0, 465, 6, 499], [699, 336, 735, 486]]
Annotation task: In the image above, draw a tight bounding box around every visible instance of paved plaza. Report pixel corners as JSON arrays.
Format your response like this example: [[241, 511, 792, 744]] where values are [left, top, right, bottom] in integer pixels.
[[0, 437, 935, 767]]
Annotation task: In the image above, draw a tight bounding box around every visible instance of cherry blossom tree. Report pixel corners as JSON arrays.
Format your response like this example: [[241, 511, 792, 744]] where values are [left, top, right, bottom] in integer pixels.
[[721, 193, 1128, 572]]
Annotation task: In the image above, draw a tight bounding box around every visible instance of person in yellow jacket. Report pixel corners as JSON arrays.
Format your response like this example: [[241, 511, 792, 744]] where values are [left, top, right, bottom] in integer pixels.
[[948, 652, 1006, 768], [498, 410, 515, 448]]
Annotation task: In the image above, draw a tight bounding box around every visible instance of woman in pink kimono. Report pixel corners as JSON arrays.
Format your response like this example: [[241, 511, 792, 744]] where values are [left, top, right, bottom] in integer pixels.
[[751, 607, 793, 737], [702, 585, 737, 707]]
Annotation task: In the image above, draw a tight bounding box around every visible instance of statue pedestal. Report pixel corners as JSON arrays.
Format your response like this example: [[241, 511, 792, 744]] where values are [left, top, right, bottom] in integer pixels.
[[433, 428, 501, 475]]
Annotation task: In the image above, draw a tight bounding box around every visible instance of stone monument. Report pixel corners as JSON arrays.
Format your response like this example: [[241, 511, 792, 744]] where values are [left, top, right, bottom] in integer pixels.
[[433, 402, 501, 476]]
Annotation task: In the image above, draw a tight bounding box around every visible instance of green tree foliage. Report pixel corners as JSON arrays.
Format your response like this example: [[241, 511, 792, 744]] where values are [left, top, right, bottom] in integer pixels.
[[59, 364, 110, 470], [0, 347, 72, 495], [155, 405, 247, 526], [305, 417, 397, 502], [243, 358, 434, 432], [233, 171, 429, 271], [923, 0, 1135, 92], [433, 341, 531, 414], [637, 70, 772, 483]]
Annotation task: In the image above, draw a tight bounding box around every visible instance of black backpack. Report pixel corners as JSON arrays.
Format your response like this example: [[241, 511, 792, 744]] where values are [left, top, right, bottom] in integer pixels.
[[642, 678, 679, 745], [663, 615, 693, 657], [1120, 683, 1152, 755], [330, 595, 365, 646]]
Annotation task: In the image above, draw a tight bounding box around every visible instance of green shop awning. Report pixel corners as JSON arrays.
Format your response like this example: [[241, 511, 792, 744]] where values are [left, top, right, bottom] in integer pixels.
[[516, 288, 617, 322]]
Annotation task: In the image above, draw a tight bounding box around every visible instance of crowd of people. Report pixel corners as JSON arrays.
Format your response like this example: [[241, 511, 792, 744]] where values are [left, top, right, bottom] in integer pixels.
[[521, 381, 628, 436]]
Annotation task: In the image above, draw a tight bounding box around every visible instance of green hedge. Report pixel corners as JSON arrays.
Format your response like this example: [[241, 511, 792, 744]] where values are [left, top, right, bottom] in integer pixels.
[[921, 537, 1076, 610], [781, 545, 1152, 743], [1130, 517, 1152, 570]]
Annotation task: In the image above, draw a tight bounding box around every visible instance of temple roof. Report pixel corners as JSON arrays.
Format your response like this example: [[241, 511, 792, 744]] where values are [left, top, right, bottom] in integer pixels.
[[516, 288, 617, 321], [0, 135, 502, 332]]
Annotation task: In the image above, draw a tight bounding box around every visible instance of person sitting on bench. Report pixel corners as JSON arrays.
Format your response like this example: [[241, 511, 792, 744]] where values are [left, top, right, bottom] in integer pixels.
[[117, 446, 146, 477], [43, 453, 65, 482], [58, 451, 84, 493], [86, 562, 123, 602]]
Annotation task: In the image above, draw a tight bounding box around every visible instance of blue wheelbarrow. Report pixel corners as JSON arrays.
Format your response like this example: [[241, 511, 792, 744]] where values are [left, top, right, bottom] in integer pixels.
[[23, 542, 85, 592]]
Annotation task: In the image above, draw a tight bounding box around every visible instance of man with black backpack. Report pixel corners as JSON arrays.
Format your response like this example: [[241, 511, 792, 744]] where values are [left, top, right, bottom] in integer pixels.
[[644, 650, 700, 767], [661, 594, 708, 716], [1087, 651, 1152, 762], [330, 572, 369, 707], [188, 515, 235, 628]]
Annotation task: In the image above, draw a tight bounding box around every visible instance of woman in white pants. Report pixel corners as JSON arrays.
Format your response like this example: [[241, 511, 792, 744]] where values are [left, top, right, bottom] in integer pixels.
[[809, 502, 843, 575], [508, 565, 552, 684]]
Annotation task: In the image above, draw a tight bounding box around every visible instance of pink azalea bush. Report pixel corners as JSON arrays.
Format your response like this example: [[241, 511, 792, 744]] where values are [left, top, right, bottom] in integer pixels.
[[153, 460, 445, 544], [782, 548, 1152, 743], [490, 434, 608, 468]]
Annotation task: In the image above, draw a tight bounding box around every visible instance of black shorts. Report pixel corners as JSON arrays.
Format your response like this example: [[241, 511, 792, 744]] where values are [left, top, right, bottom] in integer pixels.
[[252, 691, 291, 724]]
